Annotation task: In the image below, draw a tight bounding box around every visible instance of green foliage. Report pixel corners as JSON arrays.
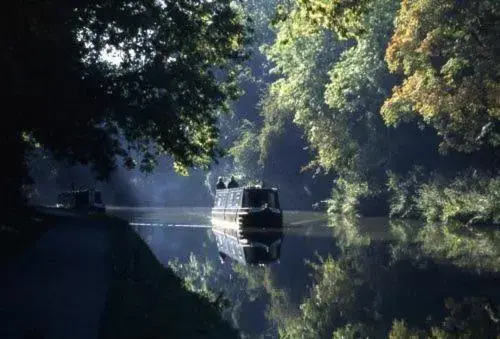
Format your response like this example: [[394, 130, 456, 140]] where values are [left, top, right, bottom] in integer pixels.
[[228, 119, 263, 182], [386, 169, 500, 225], [331, 323, 368, 339], [383, 0, 500, 152], [297, 0, 372, 39], [257, 0, 500, 219], [387, 167, 426, 218], [328, 177, 370, 216], [259, 3, 346, 168], [242, 0, 285, 47], [261, 0, 402, 215], [261, 0, 500, 220], [4, 0, 247, 208], [388, 320, 420, 339], [417, 172, 500, 225]]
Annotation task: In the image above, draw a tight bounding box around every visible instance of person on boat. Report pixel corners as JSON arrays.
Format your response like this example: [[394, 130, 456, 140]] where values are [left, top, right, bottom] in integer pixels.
[[216, 177, 226, 189], [227, 176, 239, 188]]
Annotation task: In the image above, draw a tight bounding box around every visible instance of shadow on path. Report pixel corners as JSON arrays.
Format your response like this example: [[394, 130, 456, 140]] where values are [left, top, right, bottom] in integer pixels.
[[0, 216, 111, 339]]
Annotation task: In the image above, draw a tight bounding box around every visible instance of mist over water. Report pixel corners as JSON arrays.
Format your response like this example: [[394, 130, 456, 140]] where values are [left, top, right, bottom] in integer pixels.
[[28, 156, 215, 208], [28, 148, 331, 210]]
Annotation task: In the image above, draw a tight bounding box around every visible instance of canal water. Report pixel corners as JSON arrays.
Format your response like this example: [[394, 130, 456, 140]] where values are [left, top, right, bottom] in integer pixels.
[[108, 207, 500, 338]]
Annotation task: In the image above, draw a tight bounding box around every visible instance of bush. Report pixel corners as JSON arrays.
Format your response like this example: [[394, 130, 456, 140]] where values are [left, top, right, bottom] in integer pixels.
[[417, 172, 500, 225], [386, 167, 426, 219], [328, 177, 370, 217]]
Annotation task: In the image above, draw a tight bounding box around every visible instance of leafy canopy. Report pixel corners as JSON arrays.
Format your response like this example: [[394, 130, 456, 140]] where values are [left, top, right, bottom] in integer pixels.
[[261, 0, 397, 184], [5, 0, 247, 181], [259, 4, 346, 171], [382, 0, 500, 153]]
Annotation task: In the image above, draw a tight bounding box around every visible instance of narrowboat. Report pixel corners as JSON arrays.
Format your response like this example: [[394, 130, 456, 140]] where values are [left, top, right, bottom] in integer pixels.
[[212, 226, 282, 265], [56, 189, 105, 212], [211, 186, 283, 230]]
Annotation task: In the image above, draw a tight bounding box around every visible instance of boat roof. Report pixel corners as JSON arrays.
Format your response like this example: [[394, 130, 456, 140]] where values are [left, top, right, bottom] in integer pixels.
[[219, 186, 278, 191], [59, 189, 101, 194]]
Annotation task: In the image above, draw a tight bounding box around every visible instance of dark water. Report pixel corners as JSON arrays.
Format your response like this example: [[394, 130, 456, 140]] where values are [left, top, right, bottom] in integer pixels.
[[108, 207, 500, 338]]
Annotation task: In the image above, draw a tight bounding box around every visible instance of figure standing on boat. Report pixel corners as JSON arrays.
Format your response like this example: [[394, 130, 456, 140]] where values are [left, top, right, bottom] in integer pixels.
[[227, 176, 239, 188], [216, 177, 226, 189]]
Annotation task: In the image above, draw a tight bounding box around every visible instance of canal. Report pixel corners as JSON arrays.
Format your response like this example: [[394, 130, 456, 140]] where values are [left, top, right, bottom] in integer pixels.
[[108, 207, 500, 338]]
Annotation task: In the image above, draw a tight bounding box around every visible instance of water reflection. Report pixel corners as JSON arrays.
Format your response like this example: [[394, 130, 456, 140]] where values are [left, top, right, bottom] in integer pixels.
[[213, 226, 283, 266], [109, 208, 500, 338]]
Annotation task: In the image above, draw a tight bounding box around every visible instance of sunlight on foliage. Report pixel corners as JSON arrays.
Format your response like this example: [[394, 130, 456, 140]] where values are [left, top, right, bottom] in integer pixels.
[[328, 177, 370, 216], [297, 0, 371, 39], [228, 119, 263, 182], [383, 0, 500, 152], [417, 173, 500, 225], [387, 167, 426, 219], [259, 3, 346, 169]]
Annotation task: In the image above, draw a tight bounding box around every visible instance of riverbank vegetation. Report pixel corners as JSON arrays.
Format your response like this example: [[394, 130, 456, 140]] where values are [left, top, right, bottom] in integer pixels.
[[232, 0, 500, 225], [11, 0, 499, 221], [6, 1, 500, 337]]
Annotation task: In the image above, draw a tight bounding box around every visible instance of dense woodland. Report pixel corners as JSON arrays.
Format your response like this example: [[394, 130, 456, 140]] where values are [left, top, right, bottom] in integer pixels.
[[4, 0, 500, 221], [3, 1, 500, 338], [247, 0, 500, 224]]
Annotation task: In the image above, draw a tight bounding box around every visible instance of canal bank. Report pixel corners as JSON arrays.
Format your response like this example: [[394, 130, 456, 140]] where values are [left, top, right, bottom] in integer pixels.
[[0, 211, 236, 339]]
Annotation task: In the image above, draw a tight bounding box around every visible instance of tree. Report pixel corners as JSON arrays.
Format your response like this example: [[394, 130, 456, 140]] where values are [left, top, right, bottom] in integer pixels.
[[260, 0, 400, 213], [228, 119, 263, 183], [297, 0, 371, 39], [382, 0, 500, 153], [3, 0, 246, 211], [259, 4, 346, 171]]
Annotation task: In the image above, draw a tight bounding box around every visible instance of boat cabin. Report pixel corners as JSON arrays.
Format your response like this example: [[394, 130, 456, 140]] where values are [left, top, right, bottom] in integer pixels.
[[212, 186, 283, 229], [56, 189, 105, 212]]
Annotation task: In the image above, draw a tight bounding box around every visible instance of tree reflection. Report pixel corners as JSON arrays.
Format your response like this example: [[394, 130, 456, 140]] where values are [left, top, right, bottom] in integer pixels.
[[278, 255, 360, 338], [276, 217, 500, 338], [101, 224, 238, 339], [166, 216, 499, 338], [168, 253, 218, 303], [389, 297, 500, 338], [168, 251, 273, 336], [390, 220, 500, 274]]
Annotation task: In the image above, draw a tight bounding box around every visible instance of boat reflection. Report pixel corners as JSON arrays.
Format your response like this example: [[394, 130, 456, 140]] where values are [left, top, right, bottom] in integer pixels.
[[212, 223, 283, 266]]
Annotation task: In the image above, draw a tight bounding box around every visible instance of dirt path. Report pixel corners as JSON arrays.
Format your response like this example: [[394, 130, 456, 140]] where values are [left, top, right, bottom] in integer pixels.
[[0, 217, 111, 339]]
